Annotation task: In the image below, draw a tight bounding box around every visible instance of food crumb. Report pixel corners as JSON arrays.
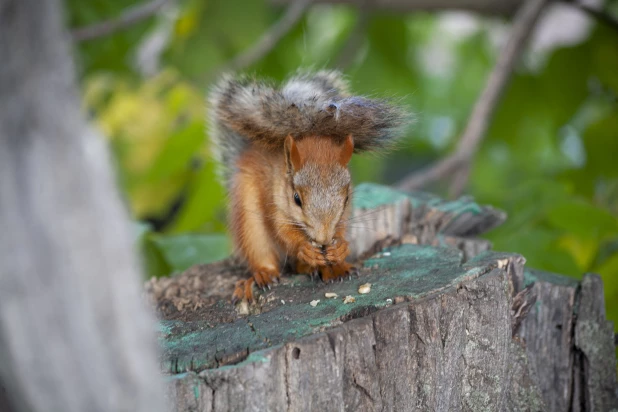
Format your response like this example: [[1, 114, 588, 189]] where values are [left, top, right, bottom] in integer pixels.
[[386, 298, 393, 304], [237, 300, 250, 315], [325, 292, 338, 299], [281, 300, 285, 305], [310, 300, 320, 307], [343, 295, 356, 304], [358, 283, 371, 294], [383, 252, 391, 257]]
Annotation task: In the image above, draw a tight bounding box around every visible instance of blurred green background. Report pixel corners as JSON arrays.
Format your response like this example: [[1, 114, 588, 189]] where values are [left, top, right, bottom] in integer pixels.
[[66, 0, 617, 330]]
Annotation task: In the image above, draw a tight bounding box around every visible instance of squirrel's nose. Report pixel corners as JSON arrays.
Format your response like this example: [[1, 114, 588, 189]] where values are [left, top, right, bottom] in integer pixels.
[[312, 224, 335, 247], [313, 232, 334, 248], [312, 232, 330, 247]]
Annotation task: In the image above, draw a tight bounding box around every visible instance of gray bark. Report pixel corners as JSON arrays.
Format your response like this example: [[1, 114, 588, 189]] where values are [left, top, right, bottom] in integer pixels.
[[165, 263, 544, 411], [0, 1, 166, 411], [513, 269, 618, 412], [347, 183, 505, 261]]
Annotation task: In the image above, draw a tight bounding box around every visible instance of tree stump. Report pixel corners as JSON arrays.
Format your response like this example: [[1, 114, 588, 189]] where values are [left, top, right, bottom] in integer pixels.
[[146, 184, 618, 412]]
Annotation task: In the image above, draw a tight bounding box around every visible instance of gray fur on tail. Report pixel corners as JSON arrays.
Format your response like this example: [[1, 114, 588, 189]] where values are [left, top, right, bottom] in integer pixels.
[[208, 70, 412, 186]]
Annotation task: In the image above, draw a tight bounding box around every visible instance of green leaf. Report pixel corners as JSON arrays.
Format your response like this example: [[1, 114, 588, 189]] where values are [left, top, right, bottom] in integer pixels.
[[142, 236, 173, 279], [66, 0, 156, 76], [169, 159, 226, 233], [134, 222, 172, 279], [164, 0, 269, 80], [547, 199, 618, 239], [590, 25, 618, 95], [582, 110, 618, 179], [146, 120, 205, 181], [151, 233, 231, 272], [490, 227, 580, 277]]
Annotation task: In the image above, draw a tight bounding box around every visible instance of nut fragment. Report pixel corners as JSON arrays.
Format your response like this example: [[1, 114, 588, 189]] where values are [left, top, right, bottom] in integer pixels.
[[310, 300, 320, 307], [358, 283, 372, 294], [237, 300, 250, 315], [343, 295, 356, 304], [325, 292, 338, 299]]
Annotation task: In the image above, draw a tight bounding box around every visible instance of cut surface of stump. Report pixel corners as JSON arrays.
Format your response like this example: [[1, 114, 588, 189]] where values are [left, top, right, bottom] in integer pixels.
[[158, 244, 517, 374]]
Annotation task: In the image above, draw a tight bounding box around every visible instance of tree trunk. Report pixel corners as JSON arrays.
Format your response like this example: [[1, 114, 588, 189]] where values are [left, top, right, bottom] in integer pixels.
[[0, 1, 165, 411], [150, 184, 618, 411]]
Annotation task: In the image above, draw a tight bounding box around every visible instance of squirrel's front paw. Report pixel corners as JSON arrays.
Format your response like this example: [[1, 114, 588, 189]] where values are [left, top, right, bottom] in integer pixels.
[[325, 237, 350, 264], [298, 242, 327, 267], [320, 261, 355, 283]]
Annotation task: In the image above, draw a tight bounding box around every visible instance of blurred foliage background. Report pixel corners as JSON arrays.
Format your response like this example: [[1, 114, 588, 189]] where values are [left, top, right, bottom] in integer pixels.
[[66, 0, 617, 330]]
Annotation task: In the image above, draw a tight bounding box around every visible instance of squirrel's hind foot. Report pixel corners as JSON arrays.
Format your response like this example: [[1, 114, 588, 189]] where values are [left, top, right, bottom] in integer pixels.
[[232, 269, 281, 304], [232, 277, 255, 304]]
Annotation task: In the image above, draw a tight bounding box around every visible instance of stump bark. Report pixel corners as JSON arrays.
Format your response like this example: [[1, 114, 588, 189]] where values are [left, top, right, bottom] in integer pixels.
[[149, 184, 618, 412]]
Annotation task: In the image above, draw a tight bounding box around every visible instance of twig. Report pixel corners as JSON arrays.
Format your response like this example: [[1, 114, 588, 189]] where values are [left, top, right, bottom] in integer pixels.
[[334, 5, 372, 69], [71, 0, 170, 42], [567, 1, 618, 33], [448, 163, 471, 199], [225, 0, 312, 71], [395, 0, 550, 195]]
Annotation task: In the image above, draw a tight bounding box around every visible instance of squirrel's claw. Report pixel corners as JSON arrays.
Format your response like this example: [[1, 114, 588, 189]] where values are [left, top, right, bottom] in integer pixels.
[[311, 270, 319, 281], [252, 269, 280, 292], [319, 262, 354, 283], [232, 278, 255, 305]]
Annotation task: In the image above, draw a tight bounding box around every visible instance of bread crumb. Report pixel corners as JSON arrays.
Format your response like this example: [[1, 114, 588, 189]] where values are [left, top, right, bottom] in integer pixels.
[[237, 300, 250, 315], [343, 295, 356, 304], [325, 292, 338, 299], [310, 300, 320, 307], [358, 283, 371, 294]]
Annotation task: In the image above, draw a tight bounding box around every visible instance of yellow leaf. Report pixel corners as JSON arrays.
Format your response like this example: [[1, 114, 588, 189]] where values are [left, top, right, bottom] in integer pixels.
[[557, 234, 598, 272]]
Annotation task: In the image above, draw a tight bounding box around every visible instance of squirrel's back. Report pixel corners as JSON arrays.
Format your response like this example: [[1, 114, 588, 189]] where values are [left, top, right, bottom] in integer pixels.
[[207, 70, 412, 189]]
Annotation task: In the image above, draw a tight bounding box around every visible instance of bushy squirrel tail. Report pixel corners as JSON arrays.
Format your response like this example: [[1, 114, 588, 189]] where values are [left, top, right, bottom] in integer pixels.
[[207, 70, 412, 186]]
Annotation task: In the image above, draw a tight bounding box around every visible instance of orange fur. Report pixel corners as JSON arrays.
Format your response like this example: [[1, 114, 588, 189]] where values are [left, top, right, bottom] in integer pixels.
[[230, 136, 355, 302]]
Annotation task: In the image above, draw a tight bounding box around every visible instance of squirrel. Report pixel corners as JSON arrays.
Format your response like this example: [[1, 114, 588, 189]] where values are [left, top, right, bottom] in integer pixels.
[[208, 70, 411, 303]]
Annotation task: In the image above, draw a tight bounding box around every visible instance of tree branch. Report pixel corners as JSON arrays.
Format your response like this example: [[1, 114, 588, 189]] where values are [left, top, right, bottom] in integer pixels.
[[334, 5, 372, 69], [271, 0, 523, 16], [71, 0, 170, 42], [225, 0, 312, 71], [395, 0, 550, 195]]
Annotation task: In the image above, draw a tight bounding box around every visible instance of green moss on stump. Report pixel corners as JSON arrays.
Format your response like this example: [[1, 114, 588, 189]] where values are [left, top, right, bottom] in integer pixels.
[[159, 244, 516, 374]]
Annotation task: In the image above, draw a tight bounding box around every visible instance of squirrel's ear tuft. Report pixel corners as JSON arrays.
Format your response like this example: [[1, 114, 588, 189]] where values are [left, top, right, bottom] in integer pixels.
[[284, 135, 302, 172], [339, 135, 354, 166]]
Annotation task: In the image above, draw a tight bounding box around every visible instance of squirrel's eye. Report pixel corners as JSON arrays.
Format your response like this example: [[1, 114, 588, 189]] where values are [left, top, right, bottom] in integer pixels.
[[293, 192, 302, 208]]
